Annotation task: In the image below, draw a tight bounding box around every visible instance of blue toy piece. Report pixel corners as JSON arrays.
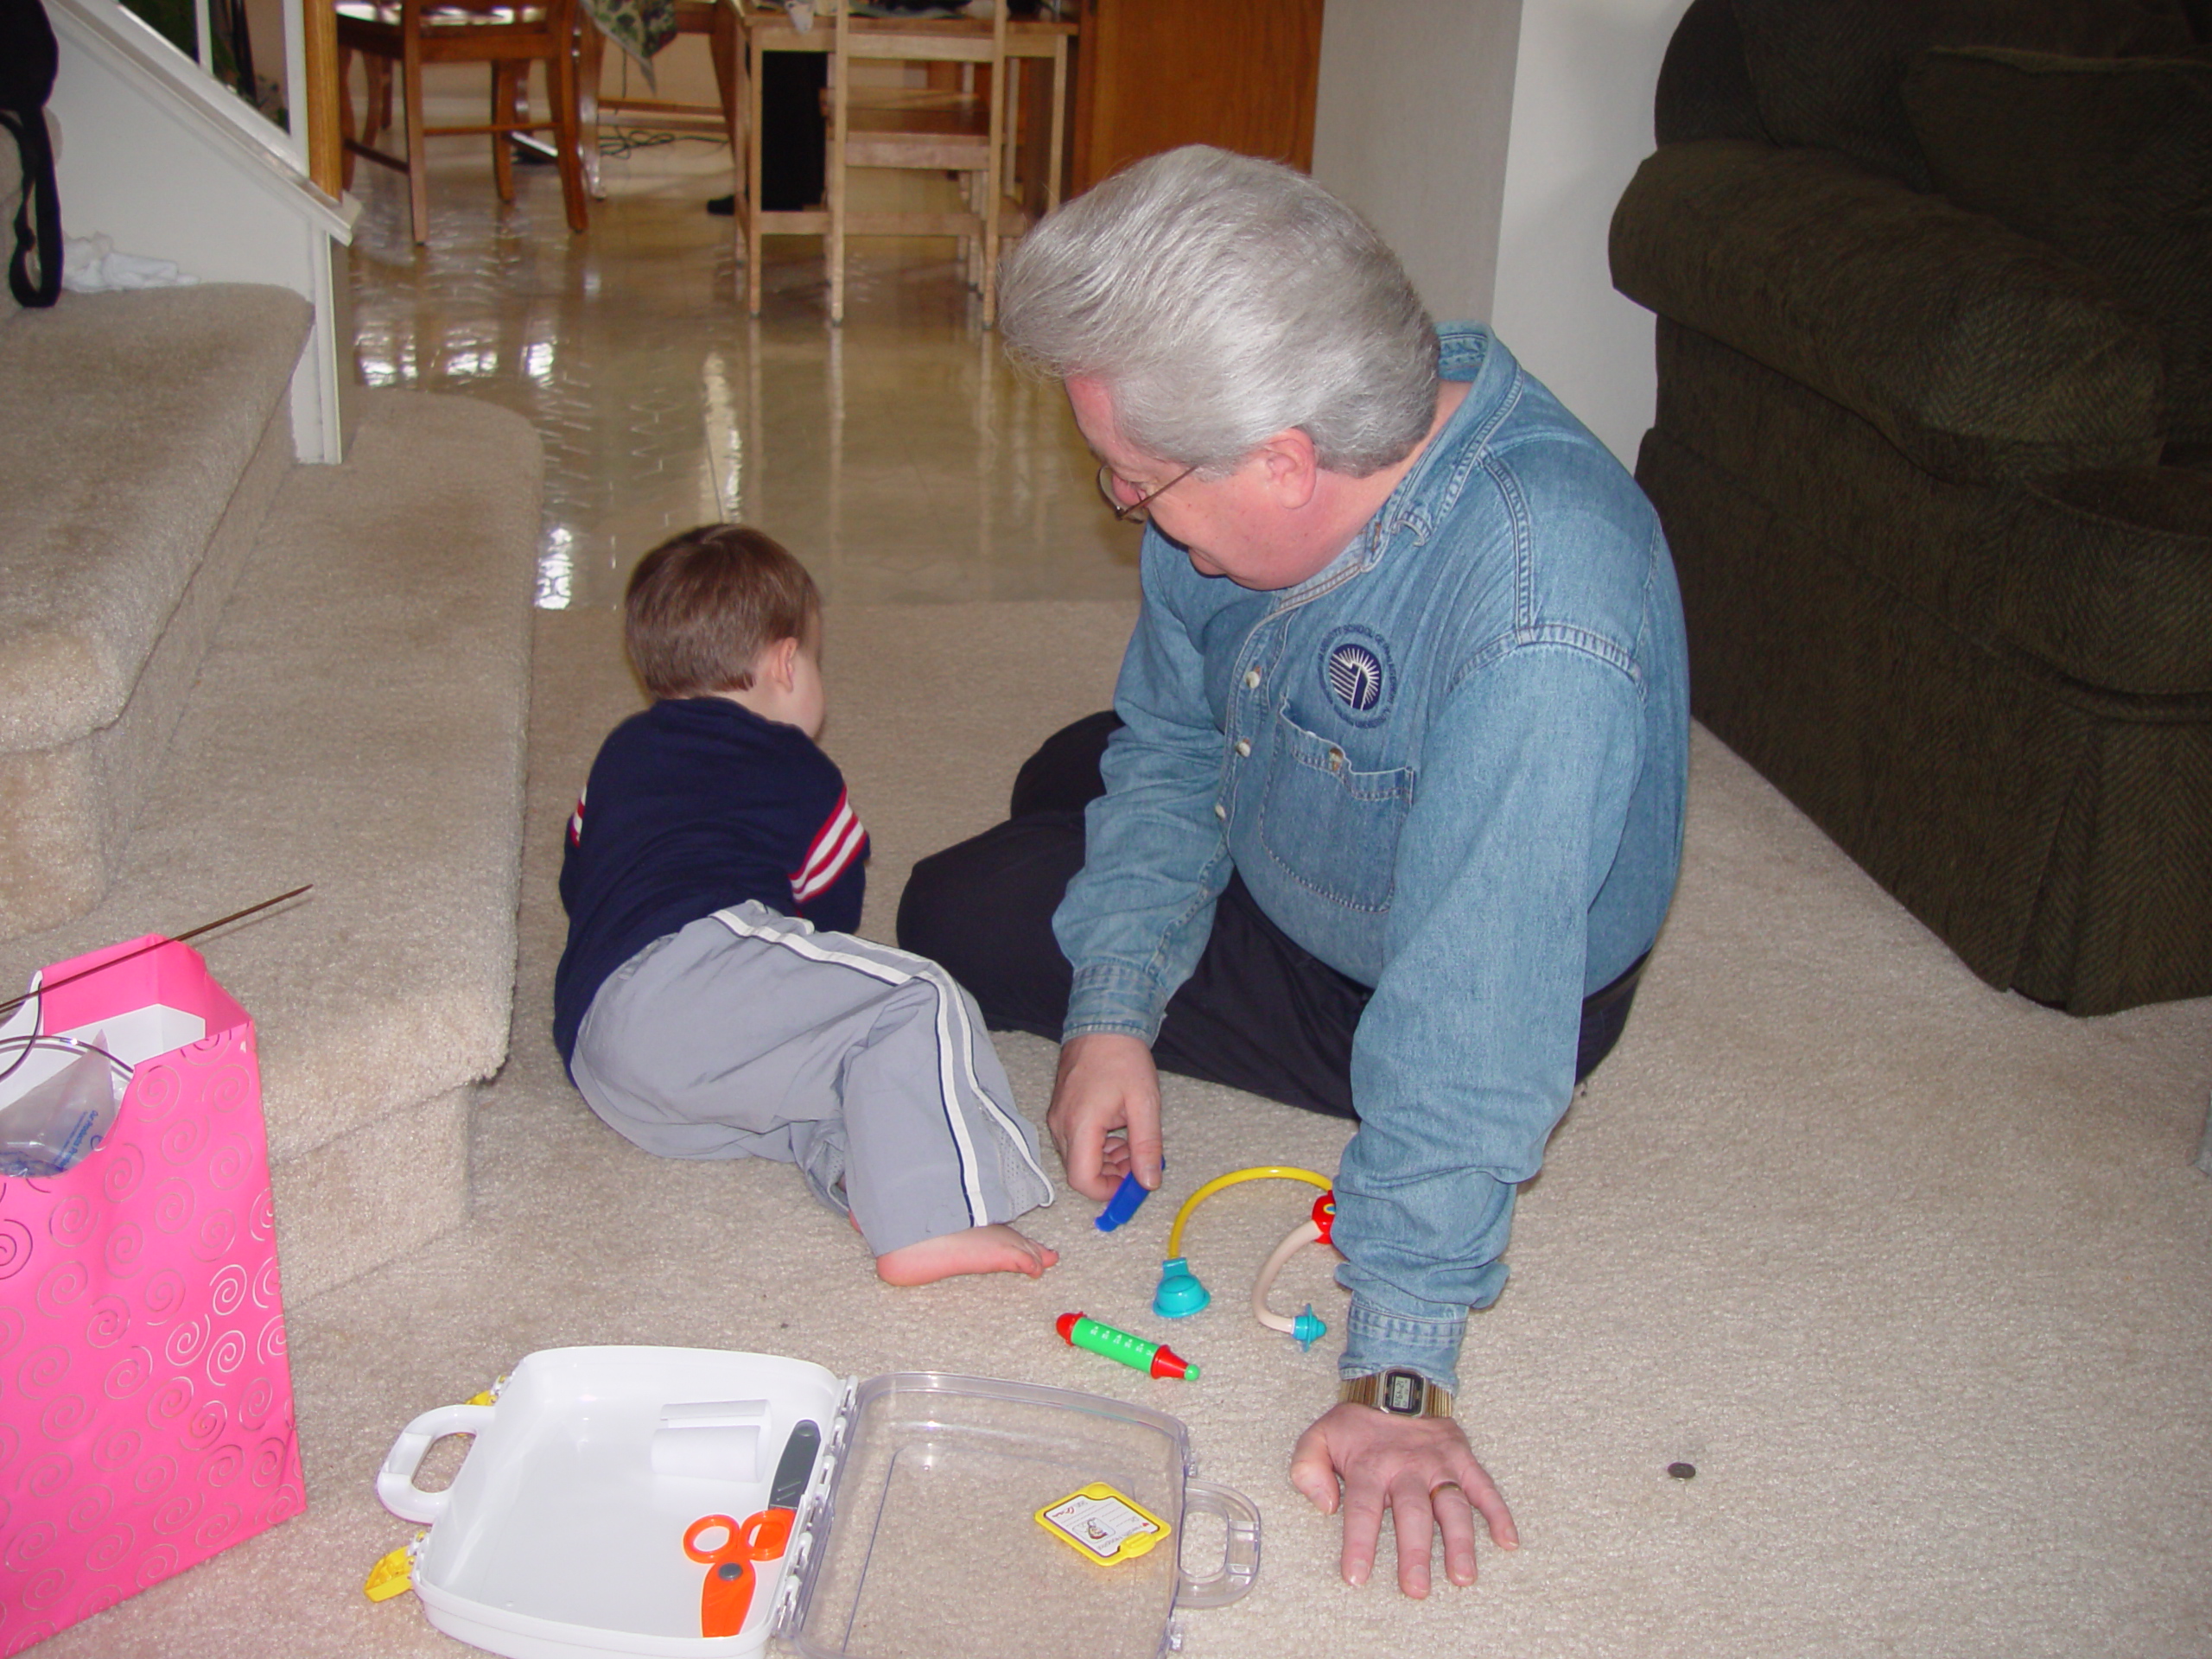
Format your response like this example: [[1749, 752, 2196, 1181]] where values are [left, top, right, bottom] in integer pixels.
[[1093, 1171, 1153, 1233], [1290, 1306, 1326, 1351], [1152, 1256, 1211, 1319]]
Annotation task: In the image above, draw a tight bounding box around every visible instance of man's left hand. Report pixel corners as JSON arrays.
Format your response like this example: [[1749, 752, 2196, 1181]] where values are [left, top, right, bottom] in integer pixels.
[[1287, 1403, 1517, 1596]]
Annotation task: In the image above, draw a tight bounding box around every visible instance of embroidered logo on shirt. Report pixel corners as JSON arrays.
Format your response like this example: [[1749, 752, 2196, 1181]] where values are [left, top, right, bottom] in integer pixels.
[[1318, 626, 1395, 727], [1309, 623, 1397, 725], [791, 788, 868, 905], [1327, 644, 1383, 712]]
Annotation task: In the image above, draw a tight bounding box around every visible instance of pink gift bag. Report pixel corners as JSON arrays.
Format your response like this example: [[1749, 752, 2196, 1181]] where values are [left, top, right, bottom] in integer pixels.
[[0, 938, 305, 1653]]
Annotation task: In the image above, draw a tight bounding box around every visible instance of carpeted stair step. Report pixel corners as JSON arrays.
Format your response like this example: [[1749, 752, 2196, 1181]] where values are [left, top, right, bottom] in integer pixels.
[[0, 389, 542, 1299], [0, 285, 313, 938]]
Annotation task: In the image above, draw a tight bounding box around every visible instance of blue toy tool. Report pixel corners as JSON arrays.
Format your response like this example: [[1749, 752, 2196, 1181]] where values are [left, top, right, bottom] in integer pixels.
[[1094, 1171, 1153, 1232]]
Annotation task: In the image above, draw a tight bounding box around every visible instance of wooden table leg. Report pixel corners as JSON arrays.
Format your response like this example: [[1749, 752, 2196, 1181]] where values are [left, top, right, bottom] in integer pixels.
[[575, 12, 605, 199], [745, 29, 766, 315]]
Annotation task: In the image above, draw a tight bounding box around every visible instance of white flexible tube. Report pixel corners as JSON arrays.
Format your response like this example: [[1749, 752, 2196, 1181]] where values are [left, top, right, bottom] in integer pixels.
[[1251, 1217, 1324, 1334]]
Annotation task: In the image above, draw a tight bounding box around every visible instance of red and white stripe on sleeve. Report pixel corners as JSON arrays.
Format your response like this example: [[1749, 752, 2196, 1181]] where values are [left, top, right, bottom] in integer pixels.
[[568, 786, 587, 846], [791, 788, 868, 905]]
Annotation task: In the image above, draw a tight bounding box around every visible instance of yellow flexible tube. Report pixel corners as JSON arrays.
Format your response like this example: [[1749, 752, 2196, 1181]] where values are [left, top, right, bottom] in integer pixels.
[[1164, 1166, 1333, 1261]]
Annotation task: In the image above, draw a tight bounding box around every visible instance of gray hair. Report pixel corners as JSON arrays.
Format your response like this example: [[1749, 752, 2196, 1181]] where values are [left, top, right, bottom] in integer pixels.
[[998, 146, 1439, 477]]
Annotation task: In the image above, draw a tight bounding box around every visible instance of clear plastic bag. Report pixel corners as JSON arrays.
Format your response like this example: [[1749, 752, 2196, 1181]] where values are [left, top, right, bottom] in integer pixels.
[[0, 1033, 129, 1177]]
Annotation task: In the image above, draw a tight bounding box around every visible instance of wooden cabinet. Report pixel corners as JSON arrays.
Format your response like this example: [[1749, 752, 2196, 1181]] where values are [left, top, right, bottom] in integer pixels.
[[1068, 0, 1325, 194]]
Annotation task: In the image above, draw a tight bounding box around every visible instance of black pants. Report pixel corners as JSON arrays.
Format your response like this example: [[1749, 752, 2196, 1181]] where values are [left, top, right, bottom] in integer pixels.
[[760, 54, 828, 211], [897, 712, 1646, 1120]]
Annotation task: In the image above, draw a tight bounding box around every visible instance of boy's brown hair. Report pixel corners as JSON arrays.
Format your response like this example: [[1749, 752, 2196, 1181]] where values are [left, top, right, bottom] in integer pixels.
[[623, 524, 820, 699]]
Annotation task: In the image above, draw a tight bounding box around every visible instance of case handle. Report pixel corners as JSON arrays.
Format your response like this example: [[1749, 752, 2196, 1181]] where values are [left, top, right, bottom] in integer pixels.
[[376, 1403, 495, 1524], [1174, 1478, 1261, 1609]]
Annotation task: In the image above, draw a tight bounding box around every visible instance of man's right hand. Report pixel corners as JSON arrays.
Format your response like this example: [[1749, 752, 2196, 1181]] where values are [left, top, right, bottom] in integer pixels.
[[1046, 1032, 1165, 1201]]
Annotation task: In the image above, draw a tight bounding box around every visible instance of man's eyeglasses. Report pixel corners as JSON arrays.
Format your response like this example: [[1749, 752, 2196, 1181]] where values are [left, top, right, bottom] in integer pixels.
[[1096, 460, 1197, 524]]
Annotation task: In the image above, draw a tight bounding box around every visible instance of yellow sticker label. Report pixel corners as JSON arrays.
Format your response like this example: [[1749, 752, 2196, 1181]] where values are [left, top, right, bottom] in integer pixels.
[[1035, 1483, 1171, 1567]]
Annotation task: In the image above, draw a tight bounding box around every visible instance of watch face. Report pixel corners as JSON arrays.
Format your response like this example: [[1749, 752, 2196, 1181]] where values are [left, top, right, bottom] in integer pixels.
[[1381, 1370, 1425, 1414]]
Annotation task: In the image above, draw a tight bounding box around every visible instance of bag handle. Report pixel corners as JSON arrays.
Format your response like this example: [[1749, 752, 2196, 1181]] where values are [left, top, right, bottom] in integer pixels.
[[1, 105, 60, 309], [1173, 1478, 1261, 1609], [376, 1402, 495, 1524]]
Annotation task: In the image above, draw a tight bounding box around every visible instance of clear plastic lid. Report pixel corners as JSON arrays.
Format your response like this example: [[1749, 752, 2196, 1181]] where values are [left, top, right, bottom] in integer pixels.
[[784, 1373, 1256, 1659]]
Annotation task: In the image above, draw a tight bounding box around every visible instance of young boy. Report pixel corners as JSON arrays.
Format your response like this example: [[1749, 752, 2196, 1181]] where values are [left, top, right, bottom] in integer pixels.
[[552, 524, 1057, 1285]]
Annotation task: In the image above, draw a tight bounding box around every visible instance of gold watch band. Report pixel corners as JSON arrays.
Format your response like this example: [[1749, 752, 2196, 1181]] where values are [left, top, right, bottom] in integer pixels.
[[1338, 1370, 1455, 1418]]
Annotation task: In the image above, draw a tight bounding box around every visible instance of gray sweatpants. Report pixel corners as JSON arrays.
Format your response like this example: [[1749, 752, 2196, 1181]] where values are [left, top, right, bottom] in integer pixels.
[[569, 903, 1054, 1255]]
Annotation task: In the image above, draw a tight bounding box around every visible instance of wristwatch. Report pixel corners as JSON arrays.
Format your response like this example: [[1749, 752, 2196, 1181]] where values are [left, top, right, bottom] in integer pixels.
[[1338, 1368, 1455, 1418]]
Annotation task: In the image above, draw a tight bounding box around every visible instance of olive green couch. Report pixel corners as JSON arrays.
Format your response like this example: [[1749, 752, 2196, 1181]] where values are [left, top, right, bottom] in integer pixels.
[[1610, 0, 2212, 1014]]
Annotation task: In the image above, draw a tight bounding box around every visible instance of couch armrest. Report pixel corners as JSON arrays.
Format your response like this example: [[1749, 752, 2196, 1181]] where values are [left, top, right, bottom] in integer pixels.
[[1611, 140, 2167, 485], [1996, 466, 2212, 696]]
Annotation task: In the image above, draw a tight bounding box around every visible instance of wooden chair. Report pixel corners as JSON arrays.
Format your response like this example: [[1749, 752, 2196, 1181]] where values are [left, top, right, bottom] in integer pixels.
[[575, 1, 742, 199], [825, 0, 1007, 325], [337, 0, 591, 245], [995, 17, 1071, 243], [728, 3, 1071, 321]]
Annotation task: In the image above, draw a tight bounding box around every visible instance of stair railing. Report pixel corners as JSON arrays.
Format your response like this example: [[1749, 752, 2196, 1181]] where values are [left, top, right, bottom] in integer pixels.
[[50, 0, 344, 194]]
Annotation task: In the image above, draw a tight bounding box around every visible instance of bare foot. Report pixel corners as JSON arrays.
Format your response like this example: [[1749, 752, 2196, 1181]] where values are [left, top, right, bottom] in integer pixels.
[[875, 1224, 1058, 1287]]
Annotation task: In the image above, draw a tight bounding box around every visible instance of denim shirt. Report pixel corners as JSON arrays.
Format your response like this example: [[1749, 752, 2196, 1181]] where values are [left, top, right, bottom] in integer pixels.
[[1056, 325, 1690, 1394]]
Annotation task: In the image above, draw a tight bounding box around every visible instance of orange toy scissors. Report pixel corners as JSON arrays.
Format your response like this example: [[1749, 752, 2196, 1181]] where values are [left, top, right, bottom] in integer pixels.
[[683, 1420, 820, 1638]]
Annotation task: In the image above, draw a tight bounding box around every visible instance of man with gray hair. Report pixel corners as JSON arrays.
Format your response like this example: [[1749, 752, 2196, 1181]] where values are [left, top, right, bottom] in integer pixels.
[[899, 145, 1690, 1597]]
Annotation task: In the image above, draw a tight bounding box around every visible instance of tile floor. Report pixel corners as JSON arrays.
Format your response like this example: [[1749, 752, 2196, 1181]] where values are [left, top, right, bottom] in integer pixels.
[[342, 130, 1139, 612]]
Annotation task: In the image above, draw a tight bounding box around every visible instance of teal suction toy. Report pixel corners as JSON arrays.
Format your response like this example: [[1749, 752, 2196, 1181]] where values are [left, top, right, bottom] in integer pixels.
[[1152, 1256, 1210, 1319]]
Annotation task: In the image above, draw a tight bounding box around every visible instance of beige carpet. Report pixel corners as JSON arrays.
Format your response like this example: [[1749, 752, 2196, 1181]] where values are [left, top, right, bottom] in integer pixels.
[[31, 597, 2212, 1658], [0, 389, 542, 1301], [0, 286, 313, 934]]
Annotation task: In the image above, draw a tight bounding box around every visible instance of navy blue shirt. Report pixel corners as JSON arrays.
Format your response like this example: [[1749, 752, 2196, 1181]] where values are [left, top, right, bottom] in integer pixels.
[[553, 696, 868, 1065]]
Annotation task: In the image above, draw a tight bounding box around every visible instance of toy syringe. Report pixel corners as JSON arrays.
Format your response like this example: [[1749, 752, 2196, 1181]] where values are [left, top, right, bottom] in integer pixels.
[[1057, 1312, 1198, 1380]]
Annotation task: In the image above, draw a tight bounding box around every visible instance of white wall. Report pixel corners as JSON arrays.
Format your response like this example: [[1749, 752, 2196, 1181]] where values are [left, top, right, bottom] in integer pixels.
[[1489, 0, 1688, 466], [1311, 0, 1522, 326], [48, 2, 355, 461]]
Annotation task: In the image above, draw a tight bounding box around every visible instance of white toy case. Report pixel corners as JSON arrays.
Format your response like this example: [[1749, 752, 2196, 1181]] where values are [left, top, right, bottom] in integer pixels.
[[376, 1345, 1261, 1659]]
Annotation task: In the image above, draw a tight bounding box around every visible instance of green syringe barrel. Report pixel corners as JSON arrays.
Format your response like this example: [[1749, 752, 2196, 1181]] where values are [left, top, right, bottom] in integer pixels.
[[1057, 1312, 1197, 1380]]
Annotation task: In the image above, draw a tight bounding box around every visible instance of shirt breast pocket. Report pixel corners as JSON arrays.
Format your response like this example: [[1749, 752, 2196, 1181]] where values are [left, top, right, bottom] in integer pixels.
[[1255, 709, 1413, 913]]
